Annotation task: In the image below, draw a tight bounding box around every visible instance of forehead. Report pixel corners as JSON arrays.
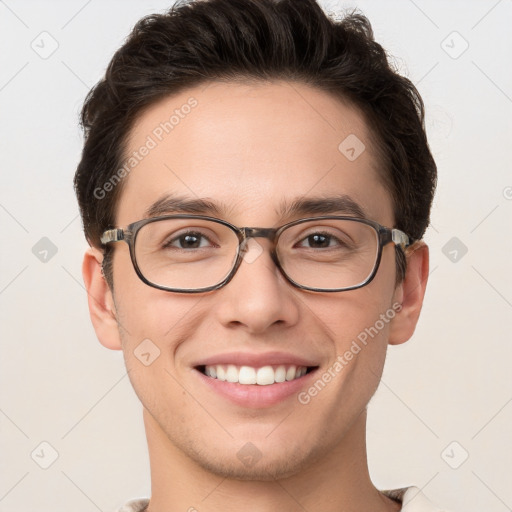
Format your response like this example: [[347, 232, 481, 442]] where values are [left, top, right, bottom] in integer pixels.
[[117, 80, 393, 226]]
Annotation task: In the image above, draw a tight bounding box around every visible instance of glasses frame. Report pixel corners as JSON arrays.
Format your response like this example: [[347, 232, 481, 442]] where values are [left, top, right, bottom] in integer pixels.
[[100, 214, 414, 293]]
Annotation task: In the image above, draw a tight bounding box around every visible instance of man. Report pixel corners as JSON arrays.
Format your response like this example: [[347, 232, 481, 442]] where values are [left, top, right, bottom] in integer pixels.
[[74, 0, 446, 510]]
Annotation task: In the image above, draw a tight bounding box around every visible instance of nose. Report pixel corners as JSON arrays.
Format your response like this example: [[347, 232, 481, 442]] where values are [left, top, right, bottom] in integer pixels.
[[214, 238, 300, 334]]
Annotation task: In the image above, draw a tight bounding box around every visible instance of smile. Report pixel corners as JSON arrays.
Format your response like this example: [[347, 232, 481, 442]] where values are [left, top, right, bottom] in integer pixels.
[[198, 364, 315, 385]]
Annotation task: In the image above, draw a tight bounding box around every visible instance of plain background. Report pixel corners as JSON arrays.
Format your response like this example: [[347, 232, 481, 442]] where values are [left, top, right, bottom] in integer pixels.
[[1, 1, 511, 511]]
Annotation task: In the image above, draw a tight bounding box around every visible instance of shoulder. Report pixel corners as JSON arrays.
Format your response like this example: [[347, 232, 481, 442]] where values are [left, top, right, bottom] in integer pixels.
[[116, 489, 455, 512], [114, 497, 150, 512], [382, 486, 454, 511]]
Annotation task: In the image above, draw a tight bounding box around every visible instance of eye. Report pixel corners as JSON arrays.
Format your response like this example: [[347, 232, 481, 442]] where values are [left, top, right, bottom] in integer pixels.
[[164, 231, 213, 249], [297, 232, 345, 249]]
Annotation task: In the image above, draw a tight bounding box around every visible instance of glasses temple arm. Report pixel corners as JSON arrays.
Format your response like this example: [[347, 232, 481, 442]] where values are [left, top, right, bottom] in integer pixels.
[[391, 228, 414, 249], [100, 228, 124, 245]]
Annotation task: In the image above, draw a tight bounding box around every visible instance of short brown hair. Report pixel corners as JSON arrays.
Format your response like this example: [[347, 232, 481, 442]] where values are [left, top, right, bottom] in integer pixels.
[[74, 0, 437, 288]]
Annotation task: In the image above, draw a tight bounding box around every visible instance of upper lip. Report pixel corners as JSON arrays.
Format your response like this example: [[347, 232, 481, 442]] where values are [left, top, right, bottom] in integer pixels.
[[193, 351, 319, 368]]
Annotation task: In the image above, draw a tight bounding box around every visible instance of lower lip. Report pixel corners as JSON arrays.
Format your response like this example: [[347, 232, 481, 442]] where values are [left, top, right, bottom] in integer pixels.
[[194, 368, 318, 408]]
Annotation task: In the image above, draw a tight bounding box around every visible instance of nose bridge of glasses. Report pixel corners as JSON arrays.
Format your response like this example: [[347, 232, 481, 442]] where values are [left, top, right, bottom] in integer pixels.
[[241, 227, 278, 243]]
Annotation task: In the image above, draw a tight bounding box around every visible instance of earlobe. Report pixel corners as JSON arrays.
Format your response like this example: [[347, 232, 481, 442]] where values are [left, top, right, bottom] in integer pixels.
[[388, 242, 429, 345], [82, 247, 122, 350]]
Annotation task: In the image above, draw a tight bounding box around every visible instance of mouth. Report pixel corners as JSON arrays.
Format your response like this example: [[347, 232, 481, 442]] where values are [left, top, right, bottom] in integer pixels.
[[195, 364, 318, 385], [191, 351, 321, 408]]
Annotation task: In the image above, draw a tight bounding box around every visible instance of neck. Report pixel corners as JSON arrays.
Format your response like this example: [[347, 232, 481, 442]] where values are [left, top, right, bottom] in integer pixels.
[[143, 408, 400, 512]]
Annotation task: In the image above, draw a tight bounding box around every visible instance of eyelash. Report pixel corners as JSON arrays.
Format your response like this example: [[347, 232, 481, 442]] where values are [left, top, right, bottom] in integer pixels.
[[295, 231, 348, 248], [163, 231, 215, 249]]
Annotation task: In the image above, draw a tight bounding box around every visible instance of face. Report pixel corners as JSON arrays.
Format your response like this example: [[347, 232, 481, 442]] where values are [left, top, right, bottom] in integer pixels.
[[90, 80, 415, 480]]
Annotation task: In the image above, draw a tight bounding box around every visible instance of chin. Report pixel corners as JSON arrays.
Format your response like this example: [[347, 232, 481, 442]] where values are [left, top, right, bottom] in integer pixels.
[[195, 455, 307, 481], [184, 437, 322, 482]]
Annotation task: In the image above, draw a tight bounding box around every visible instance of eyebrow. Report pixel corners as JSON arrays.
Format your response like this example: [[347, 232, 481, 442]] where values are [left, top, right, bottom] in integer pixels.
[[144, 193, 368, 221], [145, 195, 227, 218], [278, 195, 368, 219]]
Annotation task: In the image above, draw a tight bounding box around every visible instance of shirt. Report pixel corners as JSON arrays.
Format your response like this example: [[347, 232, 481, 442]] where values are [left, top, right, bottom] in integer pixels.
[[115, 486, 451, 511]]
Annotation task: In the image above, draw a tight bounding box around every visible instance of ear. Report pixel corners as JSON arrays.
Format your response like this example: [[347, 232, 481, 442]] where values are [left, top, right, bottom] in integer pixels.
[[388, 241, 429, 345], [82, 247, 122, 350]]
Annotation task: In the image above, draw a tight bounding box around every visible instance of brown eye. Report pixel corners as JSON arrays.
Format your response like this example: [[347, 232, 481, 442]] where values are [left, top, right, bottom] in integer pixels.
[[163, 231, 212, 249], [296, 232, 344, 249]]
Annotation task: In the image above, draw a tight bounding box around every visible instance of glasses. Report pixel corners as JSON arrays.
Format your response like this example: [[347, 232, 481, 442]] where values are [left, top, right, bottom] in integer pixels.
[[100, 215, 413, 293]]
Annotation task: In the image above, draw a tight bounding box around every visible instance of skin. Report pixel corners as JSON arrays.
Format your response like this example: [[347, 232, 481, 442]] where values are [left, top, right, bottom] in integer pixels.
[[83, 80, 429, 512]]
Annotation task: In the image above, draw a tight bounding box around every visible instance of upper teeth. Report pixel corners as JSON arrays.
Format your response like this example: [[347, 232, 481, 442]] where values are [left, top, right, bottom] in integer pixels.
[[204, 365, 308, 385]]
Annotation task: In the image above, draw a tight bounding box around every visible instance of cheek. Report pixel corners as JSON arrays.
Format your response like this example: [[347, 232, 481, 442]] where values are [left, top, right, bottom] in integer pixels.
[[313, 292, 393, 384], [113, 289, 205, 419], [300, 251, 398, 396], [111, 251, 207, 401], [295, 293, 395, 442], [306, 258, 397, 355], [115, 288, 204, 359], [112, 247, 200, 338]]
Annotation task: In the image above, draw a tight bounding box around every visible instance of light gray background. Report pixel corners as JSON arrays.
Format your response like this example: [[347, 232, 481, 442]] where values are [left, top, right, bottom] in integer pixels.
[[1, 1, 511, 511]]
